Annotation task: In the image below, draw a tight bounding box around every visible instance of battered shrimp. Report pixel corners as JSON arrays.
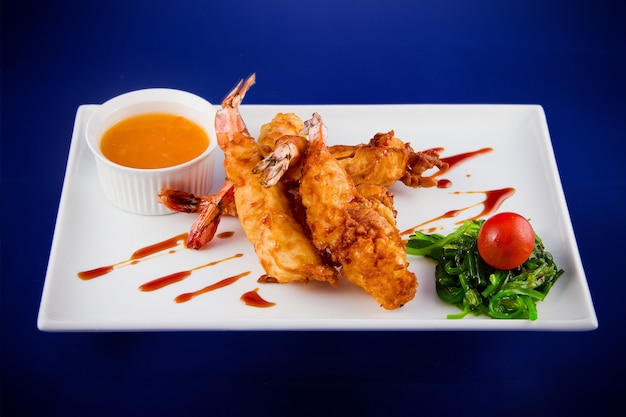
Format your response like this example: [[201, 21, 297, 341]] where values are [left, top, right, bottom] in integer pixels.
[[159, 180, 237, 249], [255, 114, 447, 188], [159, 181, 237, 217], [256, 113, 305, 157], [331, 131, 446, 188], [299, 113, 417, 309], [355, 183, 397, 226], [216, 75, 338, 285], [253, 113, 308, 186]]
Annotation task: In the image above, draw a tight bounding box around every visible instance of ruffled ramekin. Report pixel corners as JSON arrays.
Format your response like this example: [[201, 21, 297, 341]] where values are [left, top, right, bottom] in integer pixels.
[[85, 88, 217, 215]]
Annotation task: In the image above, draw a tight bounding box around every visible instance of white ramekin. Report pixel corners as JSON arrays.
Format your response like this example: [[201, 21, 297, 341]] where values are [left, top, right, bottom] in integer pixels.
[[85, 88, 218, 215]]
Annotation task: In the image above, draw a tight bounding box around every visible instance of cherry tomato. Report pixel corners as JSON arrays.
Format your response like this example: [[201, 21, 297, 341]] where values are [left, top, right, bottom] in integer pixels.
[[477, 212, 535, 270]]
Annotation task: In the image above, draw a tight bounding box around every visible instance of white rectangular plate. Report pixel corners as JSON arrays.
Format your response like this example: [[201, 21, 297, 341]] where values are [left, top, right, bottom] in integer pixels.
[[38, 104, 597, 331]]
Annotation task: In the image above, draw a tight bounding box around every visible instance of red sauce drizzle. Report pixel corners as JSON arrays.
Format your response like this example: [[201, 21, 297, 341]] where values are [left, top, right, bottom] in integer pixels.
[[139, 253, 243, 291], [461, 188, 516, 220], [436, 179, 452, 189], [439, 147, 493, 172], [425, 147, 493, 188], [139, 271, 192, 292], [216, 231, 235, 239], [257, 275, 279, 283], [241, 288, 276, 308], [401, 187, 516, 235], [175, 271, 251, 303], [77, 233, 188, 280], [131, 233, 188, 260], [77, 265, 114, 280]]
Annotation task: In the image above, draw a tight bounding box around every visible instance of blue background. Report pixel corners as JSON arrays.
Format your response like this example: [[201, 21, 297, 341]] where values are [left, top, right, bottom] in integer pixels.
[[2, 1, 624, 416]]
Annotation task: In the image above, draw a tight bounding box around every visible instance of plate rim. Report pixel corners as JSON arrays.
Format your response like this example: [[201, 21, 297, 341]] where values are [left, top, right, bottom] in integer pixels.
[[37, 104, 598, 332]]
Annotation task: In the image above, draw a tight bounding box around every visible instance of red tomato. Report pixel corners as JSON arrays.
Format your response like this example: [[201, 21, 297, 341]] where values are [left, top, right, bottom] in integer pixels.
[[477, 212, 535, 270]]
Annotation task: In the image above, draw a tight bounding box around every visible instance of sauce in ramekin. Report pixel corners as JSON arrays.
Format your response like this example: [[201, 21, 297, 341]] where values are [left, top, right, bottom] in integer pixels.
[[100, 113, 209, 169]]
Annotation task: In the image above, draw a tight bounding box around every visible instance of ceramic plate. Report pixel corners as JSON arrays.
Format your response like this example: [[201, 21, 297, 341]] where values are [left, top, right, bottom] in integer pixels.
[[37, 104, 597, 331]]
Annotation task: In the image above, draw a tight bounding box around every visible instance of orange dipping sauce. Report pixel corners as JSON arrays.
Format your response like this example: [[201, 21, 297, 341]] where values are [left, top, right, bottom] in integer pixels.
[[100, 113, 209, 169]]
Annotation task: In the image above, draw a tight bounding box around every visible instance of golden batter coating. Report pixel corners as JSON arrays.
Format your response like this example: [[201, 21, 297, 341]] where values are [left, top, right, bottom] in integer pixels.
[[299, 113, 417, 309], [257, 112, 305, 158], [255, 113, 447, 189], [216, 76, 338, 286]]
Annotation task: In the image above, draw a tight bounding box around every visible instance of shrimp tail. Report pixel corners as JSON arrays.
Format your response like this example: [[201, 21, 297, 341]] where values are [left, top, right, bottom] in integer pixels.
[[186, 180, 235, 249], [222, 74, 255, 109], [253, 137, 302, 187], [216, 74, 256, 138], [301, 113, 326, 145], [158, 189, 202, 213]]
